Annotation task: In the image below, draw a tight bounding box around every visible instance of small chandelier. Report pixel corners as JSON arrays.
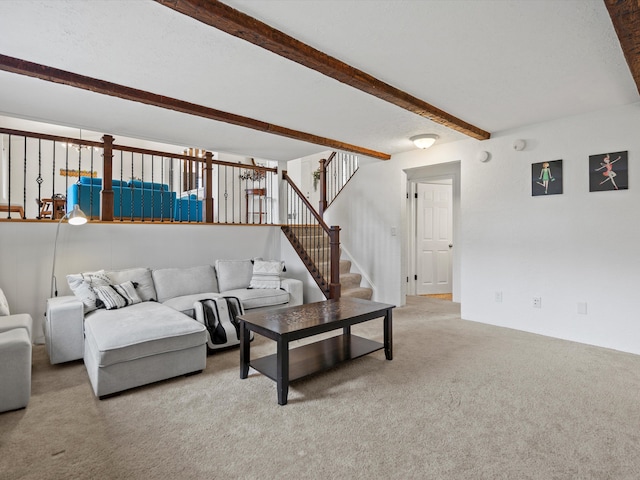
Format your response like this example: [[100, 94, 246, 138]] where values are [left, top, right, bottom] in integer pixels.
[[61, 129, 100, 152], [184, 148, 206, 158]]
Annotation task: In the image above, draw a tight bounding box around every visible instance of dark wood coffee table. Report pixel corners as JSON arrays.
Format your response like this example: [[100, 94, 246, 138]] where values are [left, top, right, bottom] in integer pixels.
[[238, 297, 394, 405]]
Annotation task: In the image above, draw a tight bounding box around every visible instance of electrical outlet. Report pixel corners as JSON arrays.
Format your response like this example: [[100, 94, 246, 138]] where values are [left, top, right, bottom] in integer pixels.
[[533, 297, 542, 308], [495, 291, 502, 303], [577, 302, 587, 315]]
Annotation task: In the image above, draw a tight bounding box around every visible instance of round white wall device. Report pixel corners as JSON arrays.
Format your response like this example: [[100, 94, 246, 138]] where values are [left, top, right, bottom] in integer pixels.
[[513, 139, 526, 151], [477, 150, 490, 162]]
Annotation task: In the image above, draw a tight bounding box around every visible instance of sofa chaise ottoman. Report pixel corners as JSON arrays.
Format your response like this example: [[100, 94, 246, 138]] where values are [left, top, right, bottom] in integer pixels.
[[83, 302, 206, 398], [45, 261, 303, 398]]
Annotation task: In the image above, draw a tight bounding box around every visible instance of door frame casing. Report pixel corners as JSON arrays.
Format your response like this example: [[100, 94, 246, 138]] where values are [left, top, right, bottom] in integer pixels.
[[403, 161, 461, 302]]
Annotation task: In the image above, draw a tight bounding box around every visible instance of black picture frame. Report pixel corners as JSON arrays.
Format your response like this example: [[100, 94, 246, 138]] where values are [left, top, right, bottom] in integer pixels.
[[532, 160, 563, 196], [589, 151, 628, 192]]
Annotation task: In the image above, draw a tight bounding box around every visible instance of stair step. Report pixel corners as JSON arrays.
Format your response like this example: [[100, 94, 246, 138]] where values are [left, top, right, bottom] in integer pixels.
[[297, 234, 326, 242], [340, 272, 362, 289], [339, 259, 351, 274], [314, 259, 351, 274], [341, 287, 373, 300]]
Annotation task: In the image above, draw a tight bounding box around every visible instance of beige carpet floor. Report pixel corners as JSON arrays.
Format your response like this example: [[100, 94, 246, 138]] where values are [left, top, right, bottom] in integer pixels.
[[1, 296, 640, 480]]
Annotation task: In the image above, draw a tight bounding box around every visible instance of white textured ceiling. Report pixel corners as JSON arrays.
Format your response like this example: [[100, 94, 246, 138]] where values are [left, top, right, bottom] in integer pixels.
[[0, 0, 637, 161]]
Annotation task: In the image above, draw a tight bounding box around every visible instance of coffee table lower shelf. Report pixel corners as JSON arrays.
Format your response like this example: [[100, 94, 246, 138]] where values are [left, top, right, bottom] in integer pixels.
[[250, 334, 383, 383]]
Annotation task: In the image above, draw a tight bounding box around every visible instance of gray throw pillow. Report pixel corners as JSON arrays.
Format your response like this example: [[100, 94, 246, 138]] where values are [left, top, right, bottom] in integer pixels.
[[215, 259, 254, 292], [106, 267, 157, 302]]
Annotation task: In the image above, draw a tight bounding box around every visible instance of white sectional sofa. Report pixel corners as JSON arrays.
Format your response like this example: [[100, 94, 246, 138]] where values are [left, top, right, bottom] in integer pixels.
[[45, 260, 303, 398]]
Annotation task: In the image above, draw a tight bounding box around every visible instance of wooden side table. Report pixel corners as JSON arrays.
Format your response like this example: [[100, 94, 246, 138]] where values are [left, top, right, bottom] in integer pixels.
[[0, 204, 25, 219], [38, 198, 66, 220], [245, 188, 266, 224]]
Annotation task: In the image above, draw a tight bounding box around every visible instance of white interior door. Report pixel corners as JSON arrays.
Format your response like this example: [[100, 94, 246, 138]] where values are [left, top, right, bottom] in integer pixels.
[[416, 182, 453, 295]]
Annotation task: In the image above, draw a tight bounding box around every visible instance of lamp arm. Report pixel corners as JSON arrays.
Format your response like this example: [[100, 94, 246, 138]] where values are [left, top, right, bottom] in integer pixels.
[[50, 213, 69, 298]]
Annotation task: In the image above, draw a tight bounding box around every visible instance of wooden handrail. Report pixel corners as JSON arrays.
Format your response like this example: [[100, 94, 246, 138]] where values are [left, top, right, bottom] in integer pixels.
[[114, 143, 278, 173], [0, 127, 103, 149], [317, 151, 359, 217], [0, 127, 278, 174], [282, 171, 331, 233], [324, 151, 337, 168]]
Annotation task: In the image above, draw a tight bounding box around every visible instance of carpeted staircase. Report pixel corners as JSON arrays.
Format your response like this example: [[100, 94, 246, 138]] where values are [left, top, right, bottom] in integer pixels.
[[339, 259, 373, 300], [285, 226, 373, 300]]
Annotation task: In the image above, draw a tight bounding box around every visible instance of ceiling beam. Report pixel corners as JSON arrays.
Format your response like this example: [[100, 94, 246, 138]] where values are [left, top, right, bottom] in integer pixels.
[[605, 0, 640, 95], [0, 54, 390, 160], [156, 0, 491, 141]]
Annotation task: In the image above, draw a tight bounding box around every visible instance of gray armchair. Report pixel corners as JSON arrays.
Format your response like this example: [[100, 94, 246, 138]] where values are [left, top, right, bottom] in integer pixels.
[[0, 289, 33, 413]]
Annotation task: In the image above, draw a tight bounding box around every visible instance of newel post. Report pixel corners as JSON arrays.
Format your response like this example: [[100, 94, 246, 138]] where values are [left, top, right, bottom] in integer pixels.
[[318, 158, 327, 217], [329, 225, 341, 299], [204, 151, 214, 223], [101, 134, 114, 221]]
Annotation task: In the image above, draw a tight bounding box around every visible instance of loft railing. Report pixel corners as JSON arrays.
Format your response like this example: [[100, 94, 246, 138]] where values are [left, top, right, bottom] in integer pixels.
[[282, 170, 340, 299], [318, 151, 359, 216], [0, 127, 277, 224]]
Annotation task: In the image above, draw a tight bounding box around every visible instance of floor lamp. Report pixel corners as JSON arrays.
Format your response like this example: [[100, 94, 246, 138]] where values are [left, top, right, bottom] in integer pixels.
[[50, 205, 88, 298]]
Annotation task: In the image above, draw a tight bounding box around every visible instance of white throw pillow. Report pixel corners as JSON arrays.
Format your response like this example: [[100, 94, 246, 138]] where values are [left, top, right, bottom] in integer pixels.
[[249, 260, 285, 289], [67, 270, 112, 313], [0, 288, 10, 316], [94, 281, 142, 310]]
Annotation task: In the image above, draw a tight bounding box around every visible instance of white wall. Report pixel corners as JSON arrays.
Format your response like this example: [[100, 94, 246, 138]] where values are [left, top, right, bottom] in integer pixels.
[[324, 156, 405, 305], [460, 102, 640, 355], [0, 222, 307, 343], [327, 102, 640, 355]]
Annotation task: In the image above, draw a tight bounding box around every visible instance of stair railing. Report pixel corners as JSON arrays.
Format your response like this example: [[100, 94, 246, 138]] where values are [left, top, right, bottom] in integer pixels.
[[318, 151, 359, 216], [282, 171, 341, 299], [0, 126, 278, 223]]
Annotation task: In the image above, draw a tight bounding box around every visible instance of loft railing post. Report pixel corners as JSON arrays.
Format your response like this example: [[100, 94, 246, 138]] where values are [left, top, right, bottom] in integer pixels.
[[280, 169, 289, 225], [329, 225, 341, 299], [318, 158, 327, 217], [101, 134, 114, 221], [204, 151, 214, 223]]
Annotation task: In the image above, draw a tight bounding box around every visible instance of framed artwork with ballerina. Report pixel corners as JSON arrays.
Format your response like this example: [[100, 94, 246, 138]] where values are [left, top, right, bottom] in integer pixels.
[[589, 151, 628, 192], [532, 160, 563, 196]]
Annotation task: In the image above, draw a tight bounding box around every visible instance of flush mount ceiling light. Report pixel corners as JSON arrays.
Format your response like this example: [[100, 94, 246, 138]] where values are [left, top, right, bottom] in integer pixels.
[[410, 134, 439, 149]]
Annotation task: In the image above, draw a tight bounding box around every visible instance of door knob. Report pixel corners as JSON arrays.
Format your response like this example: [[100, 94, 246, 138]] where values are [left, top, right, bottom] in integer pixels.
[[449, 244, 453, 248]]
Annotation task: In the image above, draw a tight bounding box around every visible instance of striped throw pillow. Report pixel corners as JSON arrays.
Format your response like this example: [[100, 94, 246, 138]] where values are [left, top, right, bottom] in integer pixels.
[[94, 281, 142, 310], [67, 270, 112, 313]]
